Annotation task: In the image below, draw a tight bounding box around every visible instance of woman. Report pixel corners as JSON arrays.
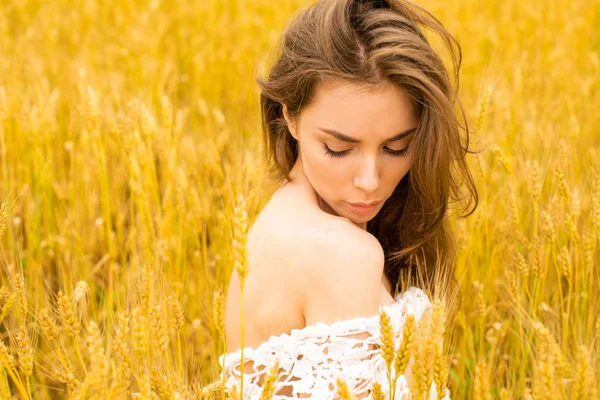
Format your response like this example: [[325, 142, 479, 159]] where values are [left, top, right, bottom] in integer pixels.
[[220, 0, 477, 398]]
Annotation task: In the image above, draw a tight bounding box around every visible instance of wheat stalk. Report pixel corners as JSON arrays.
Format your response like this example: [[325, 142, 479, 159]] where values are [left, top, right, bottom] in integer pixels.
[[13, 274, 27, 326], [0, 294, 15, 325], [57, 291, 80, 339], [111, 311, 132, 395], [38, 308, 59, 343], [56, 346, 80, 395], [499, 388, 511, 400], [0, 340, 29, 400], [378, 308, 395, 398], [540, 210, 557, 245], [131, 306, 148, 364], [558, 246, 572, 279], [167, 291, 185, 377], [515, 249, 530, 279], [0, 367, 11, 400], [15, 326, 33, 379], [394, 314, 415, 379], [212, 287, 227, 399], [532, 322, 558, 399], [473, 359, 491, 400], [491, 145, 513, 174], [336, 377, 357, 400], [258, 361, 280, 400], [75, 321, 108, 399], [233, 193, 250, 397], [475, 86, 492, 133], [573, 345, 596, 400], [150, 366, 172, 400], [0, 203, 7, 240], [431, 299, 449, 400]]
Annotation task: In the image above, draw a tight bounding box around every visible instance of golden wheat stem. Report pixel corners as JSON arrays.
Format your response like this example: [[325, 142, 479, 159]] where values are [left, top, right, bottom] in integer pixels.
[[533, 201, 540, 240], [547, 243, 569, 347], [4, 366, 29, 400], [517, 317, 535, 390], [476, 288, 486, 357], [565, 277, 573, 345], [145, 344, 151, 377], [73, 336, 87, 376], [177, 332, 183, 380], [0, 343, 29, 400], [164, 354, 174, 397], [26, 376, 31, 398], [220, 332, 227, 399], [0, 368, 10, 400], [143, 299, 151, 376], [234, 193, 250, 397], [213, 288, 227, 400], [167, 292, 185, 379], [549, 243, 567, 320], [239, 283, 246, 397], [93, 123, 118, 274]]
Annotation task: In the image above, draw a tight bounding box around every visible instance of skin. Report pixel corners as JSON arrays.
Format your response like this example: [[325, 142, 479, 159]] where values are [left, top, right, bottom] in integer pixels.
[[283, 78, 419, 230], [224, 78, 419, 354]]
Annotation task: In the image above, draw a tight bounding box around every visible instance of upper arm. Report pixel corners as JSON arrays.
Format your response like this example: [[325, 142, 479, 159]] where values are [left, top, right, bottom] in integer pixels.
[[297, 225, 386, 326]]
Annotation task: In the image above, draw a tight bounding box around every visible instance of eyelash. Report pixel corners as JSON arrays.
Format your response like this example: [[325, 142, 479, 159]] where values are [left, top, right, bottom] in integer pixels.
[[322, 144, 410, 159]]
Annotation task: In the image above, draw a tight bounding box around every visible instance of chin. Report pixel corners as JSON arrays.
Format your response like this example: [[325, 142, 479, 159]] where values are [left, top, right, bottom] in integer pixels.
[[344, 212, 372, 223]]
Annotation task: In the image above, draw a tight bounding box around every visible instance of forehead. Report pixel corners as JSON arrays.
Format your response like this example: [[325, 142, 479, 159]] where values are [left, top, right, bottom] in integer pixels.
[[303, 78, 417, 129]]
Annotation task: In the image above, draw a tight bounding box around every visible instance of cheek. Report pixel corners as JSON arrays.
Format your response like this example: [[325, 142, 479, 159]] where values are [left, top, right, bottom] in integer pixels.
[[388, 158, 413, 185], [401, 156, 414, 174], [303, 146, 346, 190]]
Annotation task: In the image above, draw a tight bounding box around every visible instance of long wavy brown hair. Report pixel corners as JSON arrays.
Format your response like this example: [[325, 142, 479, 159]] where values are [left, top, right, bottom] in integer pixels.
[[256, 0, 478, 300]]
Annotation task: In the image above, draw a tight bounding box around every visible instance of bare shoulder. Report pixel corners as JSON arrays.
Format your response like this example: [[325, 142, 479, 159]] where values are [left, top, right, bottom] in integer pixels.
[[251, 184, 386, 324], [254, 203, 384, 276], [293, 216, 386, 325], [302, 216, 384, 273]]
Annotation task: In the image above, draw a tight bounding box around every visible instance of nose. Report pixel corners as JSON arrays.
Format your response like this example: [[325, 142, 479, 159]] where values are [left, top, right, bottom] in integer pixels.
[[353, 155, 379, 193]]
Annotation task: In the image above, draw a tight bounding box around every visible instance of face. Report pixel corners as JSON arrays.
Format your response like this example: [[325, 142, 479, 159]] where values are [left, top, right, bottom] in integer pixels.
[[282, 78, 419, 229]]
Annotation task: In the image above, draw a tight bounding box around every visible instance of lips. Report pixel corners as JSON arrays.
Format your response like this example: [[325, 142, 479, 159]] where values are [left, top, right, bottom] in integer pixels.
[[346, 200, 381, 215], [347, 201, 382, 207]]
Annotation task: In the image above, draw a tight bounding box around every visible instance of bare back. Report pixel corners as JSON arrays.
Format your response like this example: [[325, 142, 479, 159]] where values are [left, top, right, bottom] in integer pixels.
[[224, 181, 394, 353]]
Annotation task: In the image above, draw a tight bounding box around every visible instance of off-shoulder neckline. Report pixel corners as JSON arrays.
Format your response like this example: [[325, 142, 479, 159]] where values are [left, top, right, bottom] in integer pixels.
[[219, 286, 430, 362]]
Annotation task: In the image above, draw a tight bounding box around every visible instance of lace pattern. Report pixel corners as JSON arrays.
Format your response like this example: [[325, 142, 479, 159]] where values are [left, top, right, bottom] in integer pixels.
[[219, 286, 451, 399]]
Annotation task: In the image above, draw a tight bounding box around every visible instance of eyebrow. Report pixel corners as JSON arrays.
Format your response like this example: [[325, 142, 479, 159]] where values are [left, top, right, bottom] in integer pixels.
[[318, 127, 417, 144]]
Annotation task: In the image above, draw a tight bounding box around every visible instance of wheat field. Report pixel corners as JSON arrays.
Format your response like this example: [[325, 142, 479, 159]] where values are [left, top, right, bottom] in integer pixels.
[[0, 0, 599, 398]]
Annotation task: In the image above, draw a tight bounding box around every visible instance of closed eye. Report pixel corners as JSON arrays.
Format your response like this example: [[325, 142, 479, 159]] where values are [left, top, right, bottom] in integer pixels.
[[323, 144, 410, 158], [384, 147, 410, 157]]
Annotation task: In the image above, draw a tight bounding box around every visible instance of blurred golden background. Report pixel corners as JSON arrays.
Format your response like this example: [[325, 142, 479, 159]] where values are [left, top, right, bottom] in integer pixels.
[[0, 0, 598, 398]]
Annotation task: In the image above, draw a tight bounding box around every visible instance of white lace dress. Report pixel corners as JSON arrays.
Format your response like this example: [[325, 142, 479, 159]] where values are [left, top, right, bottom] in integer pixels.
[[219, 286, 450, 399]]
